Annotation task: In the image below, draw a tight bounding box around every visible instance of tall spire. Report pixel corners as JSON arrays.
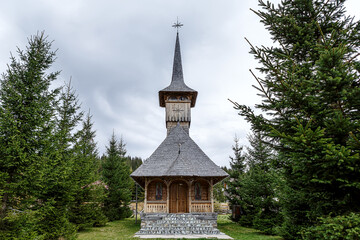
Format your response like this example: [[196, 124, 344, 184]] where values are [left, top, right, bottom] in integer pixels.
[[171, 32, 184, 85], [158, 21, 198, 108]]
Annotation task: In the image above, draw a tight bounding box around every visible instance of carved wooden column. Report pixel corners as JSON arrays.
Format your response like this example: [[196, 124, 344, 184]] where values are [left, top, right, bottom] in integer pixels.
[[210, 179, 214, 212], [188, 180, 192, 213], [166, 180, 170, 213], [144, 178, 148, 213]]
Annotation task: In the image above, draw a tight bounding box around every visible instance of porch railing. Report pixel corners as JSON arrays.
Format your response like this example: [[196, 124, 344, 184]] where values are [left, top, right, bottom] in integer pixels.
[[191, 201, 212, 212], [146, 202, 167, 213]]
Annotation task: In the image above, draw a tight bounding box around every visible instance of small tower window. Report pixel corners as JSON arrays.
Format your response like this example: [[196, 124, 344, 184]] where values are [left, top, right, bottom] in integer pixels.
[[168, 96, 178, 101], [179, 96, 188, 101], [155, 182, 163, 200], [195, 182, 201, 200]]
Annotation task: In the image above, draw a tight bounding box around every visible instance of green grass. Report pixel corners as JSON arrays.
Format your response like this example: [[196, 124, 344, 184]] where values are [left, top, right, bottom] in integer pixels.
[[77, 215, 283, 240], [216, 215, 283, 240]]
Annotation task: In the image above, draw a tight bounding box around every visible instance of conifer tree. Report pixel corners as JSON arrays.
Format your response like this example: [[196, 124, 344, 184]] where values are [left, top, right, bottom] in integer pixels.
[[246, 132, 273, 170], [36, 76, 83, 239], [225, 136, 246, 218], [229, 136, 246, 175], [101, 134, 132, 221], [126, 156, 143, 172], [233, 0, 360, 238], [69, 111, 107, 229], [243, 131, 281, 234], [213, 166, 228, 203], [0, 32, 61, 237], [126, 156, 144, 201]]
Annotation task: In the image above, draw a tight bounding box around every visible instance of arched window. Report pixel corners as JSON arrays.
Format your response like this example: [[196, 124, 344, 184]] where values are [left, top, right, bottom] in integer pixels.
[[195, 182, 201, 200], [168, 96, 178, 101], [155, 182, 163, 200]]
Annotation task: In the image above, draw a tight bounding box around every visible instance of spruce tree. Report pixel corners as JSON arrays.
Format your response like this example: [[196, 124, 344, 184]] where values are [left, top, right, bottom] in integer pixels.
[[126, 156, 144, 201], [246, 132, 273, 170], [243, 131, 281, 234], [0, 32, 61, 237], [233, 0, 360, 238], [225, 136, 246, 219], [70, 111, 107, 229], [213, 167, 228, 203], [102, 134, 132, 221], [31, 75, 85, 240], [229, 136, 246, 174]]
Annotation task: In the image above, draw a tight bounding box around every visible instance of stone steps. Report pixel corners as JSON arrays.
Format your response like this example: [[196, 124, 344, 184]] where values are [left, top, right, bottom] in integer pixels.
[[137, 213, 221, 235]]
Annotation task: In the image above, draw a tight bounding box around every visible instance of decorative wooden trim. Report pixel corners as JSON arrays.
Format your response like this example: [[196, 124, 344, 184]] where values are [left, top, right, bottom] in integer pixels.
[[210, 179, 214, 212], [191, 202, 212, 212], [188, 180, 192, 213], [146, 201, 167, 204], [146, 203, 167, 213], [144, 178, 148, 213], [166, 181, 170, 213], [146, 178, 165, 185], [191, 200, 211, 203]]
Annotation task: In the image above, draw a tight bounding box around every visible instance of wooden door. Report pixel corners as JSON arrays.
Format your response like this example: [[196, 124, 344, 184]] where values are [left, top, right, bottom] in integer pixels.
[[170, 183, 177, 213], [169, 181, 188, 213]]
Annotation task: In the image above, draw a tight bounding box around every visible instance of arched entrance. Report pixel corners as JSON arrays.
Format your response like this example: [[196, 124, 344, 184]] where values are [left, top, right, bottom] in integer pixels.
[[169, 180, 188, 213]]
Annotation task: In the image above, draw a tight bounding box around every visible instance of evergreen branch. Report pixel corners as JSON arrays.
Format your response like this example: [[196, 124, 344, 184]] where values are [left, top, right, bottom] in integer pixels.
[[346, 52, 360, 65], [313, 0, 331, 21], [228, 98, 240, 109], [245, 38, 287, 90], [349, 131, 360, 146], [249, 69, 270, 102], [250, 8, 263, 20], [316, 21, 326, 46]]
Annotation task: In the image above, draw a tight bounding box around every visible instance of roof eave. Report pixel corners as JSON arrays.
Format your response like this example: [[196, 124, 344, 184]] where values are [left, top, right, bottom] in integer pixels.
[[159, 90, 198, 107]]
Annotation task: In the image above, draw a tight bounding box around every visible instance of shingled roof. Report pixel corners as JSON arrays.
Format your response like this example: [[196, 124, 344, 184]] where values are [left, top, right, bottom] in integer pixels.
[[159, 32, 197, 107], [131, 124, 229, 186]]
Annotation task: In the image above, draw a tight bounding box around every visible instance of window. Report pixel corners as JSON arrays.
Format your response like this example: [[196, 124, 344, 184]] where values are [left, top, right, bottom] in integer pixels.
[[195, 182, 201, 200], [155, 182, 163, 200], [168, 96, 178, 101]]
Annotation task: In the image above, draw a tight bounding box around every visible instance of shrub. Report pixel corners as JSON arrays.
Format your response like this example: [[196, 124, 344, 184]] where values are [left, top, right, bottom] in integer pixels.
[[36, 201, 77, 240], [0, 210, 42, 240], [70, 185, 108, 230], [253, 210, 281, 235], [301, 212, 360, 240]]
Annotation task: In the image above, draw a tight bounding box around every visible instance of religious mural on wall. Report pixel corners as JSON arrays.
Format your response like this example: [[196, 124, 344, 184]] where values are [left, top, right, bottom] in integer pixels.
[[156, 182, 163, 200], [195, 182, 201, 200]]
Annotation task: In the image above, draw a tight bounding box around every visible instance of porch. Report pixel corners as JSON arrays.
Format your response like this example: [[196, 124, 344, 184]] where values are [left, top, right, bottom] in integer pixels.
[[143, 177, 216, 213]]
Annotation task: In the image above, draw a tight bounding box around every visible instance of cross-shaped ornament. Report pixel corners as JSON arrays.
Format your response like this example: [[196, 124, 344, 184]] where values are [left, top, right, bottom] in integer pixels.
[[172, 18, 183, 32]]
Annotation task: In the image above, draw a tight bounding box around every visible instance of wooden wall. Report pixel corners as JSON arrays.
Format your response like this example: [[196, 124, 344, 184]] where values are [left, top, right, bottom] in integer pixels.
[[191, 180, 209, 201], [165, 102, 191, 122], [147, 180, 167, 201]]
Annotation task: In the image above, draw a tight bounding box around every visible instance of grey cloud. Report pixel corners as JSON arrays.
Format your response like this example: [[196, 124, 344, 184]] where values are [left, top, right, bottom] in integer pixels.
[[1, 0, 359, 168]]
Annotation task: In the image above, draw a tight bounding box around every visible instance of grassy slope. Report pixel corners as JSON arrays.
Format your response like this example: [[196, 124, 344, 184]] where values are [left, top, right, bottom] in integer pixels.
[[77, 215, 283, 240]]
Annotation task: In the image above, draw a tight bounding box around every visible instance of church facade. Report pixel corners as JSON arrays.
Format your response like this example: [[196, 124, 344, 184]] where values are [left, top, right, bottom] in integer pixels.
[[131, 28, 229, 236]]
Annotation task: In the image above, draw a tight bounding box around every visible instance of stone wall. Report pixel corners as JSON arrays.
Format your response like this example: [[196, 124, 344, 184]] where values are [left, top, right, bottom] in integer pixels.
[[136, 213, 220, 235]]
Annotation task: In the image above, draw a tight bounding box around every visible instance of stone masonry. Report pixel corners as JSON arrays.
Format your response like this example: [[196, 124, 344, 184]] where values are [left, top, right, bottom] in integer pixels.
[[136, 213, 221, 235]]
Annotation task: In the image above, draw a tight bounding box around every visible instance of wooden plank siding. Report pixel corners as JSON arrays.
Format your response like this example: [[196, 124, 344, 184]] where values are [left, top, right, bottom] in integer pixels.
[[191, 180, 209, 201], [143, 177, 213, 213], [146, 180, 167, 201]]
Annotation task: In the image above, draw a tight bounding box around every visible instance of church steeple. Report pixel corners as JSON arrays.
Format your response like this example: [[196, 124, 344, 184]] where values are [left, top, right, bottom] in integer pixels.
[[159, 23, 198, 135], [171, 32, 184, 86]]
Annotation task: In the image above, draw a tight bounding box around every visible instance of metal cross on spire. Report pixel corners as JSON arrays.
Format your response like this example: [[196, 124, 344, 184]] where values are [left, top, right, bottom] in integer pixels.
[[172, 18, 183, 32]]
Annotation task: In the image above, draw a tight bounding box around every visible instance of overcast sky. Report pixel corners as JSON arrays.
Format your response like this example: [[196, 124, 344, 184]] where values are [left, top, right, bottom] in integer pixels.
[[0, 0, 359, 167]]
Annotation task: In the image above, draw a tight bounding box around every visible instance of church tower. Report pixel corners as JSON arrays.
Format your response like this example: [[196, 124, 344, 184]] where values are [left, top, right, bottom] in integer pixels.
[[131, 22, 229, 237], [159, 30, 197, 135]]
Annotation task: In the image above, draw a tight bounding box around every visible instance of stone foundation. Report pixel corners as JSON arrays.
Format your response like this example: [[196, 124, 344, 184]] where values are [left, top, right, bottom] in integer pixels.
[[136, 213, 221, 235]]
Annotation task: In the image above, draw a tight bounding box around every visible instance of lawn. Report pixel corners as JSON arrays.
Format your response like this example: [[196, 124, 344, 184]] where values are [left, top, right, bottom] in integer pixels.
[[77, 215, 283, 240]]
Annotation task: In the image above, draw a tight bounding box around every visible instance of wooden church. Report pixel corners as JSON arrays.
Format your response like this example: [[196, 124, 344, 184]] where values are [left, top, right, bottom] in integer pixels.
[[131, 24, 229, 237]]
